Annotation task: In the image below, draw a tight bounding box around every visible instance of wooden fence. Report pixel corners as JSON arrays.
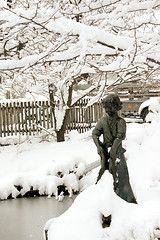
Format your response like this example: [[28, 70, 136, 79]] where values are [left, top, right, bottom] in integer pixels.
[[0, 99, 104, 137], [67, 99, 103, 133], [0, 101, 53, 137]]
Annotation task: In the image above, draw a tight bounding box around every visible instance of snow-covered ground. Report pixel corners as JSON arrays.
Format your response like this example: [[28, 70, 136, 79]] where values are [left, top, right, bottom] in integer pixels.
[[0, 130, 98, 200], [45, 116, 160, 240], [1, 113, 160, 239]]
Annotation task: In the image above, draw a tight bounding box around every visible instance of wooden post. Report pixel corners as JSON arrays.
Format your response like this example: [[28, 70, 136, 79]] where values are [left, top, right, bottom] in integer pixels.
[[76, 104, 79, 131], [35, 101, 39, 133], [28, 102, 31, 135], [6, 103, 10, 136], [10, 102, 13, 136], [46, 101, 50, 130], [21, 102, 24, 135], [78, 100, 81, 133], [42, 101, 46, 129], [38, 101, 42, 133], [24, 102, 28, 135], [0, 103, 2, 137], [31, 101, 34, 135], [17, 102, 21, 135], [13, 102, 17, 135]]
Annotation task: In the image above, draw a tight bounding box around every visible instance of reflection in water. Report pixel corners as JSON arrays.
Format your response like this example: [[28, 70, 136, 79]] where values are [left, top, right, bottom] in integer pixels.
[[0, 195, 77, 240]]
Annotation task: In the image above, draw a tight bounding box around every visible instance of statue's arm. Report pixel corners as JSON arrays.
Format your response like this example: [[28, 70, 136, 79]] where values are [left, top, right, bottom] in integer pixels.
[[109, 138, 122, 160], [92, 120, 103, 155], [109, 118, 126, 175], [110, 118, 126, 160]]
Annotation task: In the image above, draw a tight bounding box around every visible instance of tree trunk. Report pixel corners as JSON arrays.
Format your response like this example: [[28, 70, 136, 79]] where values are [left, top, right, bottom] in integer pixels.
[[49, 83, 73, 142], [56, 86, 73, 142], [56, 128, 65, 142]]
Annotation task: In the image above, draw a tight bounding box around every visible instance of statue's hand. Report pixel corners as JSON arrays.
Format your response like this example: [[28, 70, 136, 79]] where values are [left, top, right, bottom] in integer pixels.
[[109, 148, 117, 177], [109, 148, 116, 160]]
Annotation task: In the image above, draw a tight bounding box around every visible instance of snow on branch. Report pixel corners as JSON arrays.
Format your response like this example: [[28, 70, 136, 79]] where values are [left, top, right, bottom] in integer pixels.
[[72, 0, 160, 15], [46, 17, 133, 51], [47, 43, 117, 62], [71, 84, 96, 106], [86, 80, 106, 106], [0, 40, 64, 71]]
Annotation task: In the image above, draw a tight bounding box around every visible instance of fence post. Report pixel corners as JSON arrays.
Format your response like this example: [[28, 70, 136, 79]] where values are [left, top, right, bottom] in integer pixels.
[[0, 103, 2, 137], [6, 103, 10, 136], [20, 102, 24, 135], [24, 102, 28, 135]]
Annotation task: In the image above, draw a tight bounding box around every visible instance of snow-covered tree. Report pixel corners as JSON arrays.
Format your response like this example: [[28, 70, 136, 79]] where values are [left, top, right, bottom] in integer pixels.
[[0, 0, 160, 141]]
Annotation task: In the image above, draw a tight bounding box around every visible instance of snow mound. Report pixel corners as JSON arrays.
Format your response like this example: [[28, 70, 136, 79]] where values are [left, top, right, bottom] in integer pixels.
[[0, 131, 98, 200], [45, 172, 160, 240]]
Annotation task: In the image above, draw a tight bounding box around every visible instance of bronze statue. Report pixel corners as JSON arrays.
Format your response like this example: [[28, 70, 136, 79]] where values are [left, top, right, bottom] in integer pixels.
[[92, 94, 137, 204]]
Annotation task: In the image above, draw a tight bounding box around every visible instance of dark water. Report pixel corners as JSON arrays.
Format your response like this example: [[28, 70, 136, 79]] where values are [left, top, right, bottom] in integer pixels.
[[0, 196, 77, 240]]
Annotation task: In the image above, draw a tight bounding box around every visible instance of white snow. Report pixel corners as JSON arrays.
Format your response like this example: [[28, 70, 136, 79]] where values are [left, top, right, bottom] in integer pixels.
[[0, 0, 7, 8], [138, 97, 160, 122], [0, 1, 160, 133], [0, 130, 98, 200], [0, 2, 160, 239], [47, 17, 133, 51], [0, 114, 160, 239], [44, 115, 160, 240]]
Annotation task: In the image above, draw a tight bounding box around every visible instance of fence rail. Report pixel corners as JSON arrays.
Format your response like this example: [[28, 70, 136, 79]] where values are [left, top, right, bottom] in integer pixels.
[[0, 99, 104, 137]]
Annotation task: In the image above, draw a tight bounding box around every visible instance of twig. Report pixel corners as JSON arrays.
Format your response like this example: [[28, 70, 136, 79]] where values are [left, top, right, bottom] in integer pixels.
[[32, 123, 55, 136]]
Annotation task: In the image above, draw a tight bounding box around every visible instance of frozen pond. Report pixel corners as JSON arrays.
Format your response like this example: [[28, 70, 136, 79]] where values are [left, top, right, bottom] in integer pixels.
[[0, 195, 77, 240]]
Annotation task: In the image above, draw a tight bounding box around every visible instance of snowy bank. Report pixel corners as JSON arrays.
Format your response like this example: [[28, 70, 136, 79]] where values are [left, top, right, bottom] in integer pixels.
[[1, 114, 160, 240], [45, 173, 160, 240], [0, 130, 98, 200], [0, 118, 160, 203], [44, 114, 160, 240]]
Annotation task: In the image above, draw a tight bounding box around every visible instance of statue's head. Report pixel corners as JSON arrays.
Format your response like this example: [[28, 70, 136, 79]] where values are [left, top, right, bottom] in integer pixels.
[[102, 94, 122, 113]]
